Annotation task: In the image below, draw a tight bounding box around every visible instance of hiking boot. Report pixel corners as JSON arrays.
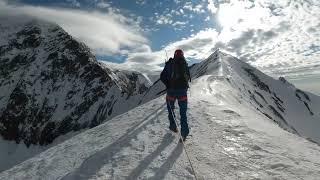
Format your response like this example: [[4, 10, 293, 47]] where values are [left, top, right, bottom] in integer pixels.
[[179, 136, 187, 143], [169, 126, 178, 133]]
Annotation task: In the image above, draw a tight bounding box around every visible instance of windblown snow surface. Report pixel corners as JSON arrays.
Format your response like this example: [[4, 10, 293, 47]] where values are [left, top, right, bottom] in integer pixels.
[[1, 51, 320, 179]]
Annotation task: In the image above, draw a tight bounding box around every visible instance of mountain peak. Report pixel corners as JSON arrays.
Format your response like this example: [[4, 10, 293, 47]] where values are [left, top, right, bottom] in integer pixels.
[[0, 17, 151, 148]]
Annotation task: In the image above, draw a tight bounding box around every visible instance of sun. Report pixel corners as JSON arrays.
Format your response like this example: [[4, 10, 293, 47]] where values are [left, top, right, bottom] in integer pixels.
[[217, 1, 270, 31], [217, 1, 245, 29]]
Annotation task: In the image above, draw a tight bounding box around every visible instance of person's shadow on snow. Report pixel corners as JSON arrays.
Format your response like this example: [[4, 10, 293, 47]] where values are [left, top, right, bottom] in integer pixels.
[[61, 105, 166, 180], [126, 133, 183, 180], [148, 142, 183, 180]]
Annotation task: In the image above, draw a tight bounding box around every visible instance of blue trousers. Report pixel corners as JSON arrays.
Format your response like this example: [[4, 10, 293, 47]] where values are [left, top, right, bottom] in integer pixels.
[[166, 89, 189, 137]]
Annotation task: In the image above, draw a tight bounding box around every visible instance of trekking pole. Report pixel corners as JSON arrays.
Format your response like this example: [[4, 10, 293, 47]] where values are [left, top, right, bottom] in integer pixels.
[[167, 102, 199, 180], [165, 49, 169, 60]]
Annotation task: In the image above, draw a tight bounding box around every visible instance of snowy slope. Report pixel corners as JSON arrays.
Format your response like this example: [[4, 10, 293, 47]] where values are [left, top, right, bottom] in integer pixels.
[[2, 50, 320, 179], [216, 51, 320, 144], [146, 49, 320, 144]]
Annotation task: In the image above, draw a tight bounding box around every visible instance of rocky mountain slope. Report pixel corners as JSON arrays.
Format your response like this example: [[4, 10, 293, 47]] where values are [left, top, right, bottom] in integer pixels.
[[0, 17, 151, 148]]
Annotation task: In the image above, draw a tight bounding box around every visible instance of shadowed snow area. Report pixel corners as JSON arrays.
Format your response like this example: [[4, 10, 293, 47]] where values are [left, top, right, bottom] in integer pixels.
[[1, 51, 320, 179]]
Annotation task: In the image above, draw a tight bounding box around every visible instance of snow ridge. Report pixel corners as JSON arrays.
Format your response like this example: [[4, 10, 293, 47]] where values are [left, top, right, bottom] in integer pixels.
[[217, 51, 320, 144], [139, 48, 320, 145]]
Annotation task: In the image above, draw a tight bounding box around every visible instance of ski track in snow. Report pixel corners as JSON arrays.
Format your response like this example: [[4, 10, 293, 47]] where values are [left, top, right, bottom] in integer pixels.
[[1, 75, 320, 180]]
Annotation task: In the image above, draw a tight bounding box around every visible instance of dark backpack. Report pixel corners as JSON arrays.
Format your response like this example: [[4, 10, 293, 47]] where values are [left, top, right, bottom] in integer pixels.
[[160, 57, 190, 89]]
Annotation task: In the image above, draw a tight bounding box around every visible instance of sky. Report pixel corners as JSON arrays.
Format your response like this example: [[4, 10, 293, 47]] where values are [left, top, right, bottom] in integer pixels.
[[0, 0, 320, 94]]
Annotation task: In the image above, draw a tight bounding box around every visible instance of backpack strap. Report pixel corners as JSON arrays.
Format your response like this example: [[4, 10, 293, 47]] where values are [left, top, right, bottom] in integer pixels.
[[160, 58, 174, 88]]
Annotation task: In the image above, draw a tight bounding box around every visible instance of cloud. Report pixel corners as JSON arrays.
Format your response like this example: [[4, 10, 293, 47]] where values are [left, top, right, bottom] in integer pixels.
[[207, 0, 218, 14], [101, 61, 163, 76], [1, 0, 319, 80], [0, 0, 149, 56], [96, 2, 110, 8], [128, 0, 320, 77], [127, 52, 164, 65], [226, 30, 255, 54], [0, 0, 164, 75], [135, 0, 147, 6], [154, 14, 173, 25], [164, 29, 220, 59], [205, 0, 320, 79], [66, 0, 80, 7], [183, 2, 205, 13], [173, 0, 181, 4], [172, 21, 188, 31], [124, 29, 220, 67]]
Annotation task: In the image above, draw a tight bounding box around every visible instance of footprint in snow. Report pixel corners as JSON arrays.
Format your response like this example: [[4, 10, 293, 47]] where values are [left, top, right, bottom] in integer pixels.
[[222, 109, 239, 115], [249, 154, 264, 159], [270, 163, 291, 170], [251, 145, 262, 151], [223, 129, 245, 137]]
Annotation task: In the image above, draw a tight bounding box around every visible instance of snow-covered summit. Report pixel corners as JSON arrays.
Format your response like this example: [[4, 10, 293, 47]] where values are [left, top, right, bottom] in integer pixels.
[[0, 17, 148, 146], [2, 49, 320, 179], [146, 49, 320, 146], [216, 51, 320, 144]]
